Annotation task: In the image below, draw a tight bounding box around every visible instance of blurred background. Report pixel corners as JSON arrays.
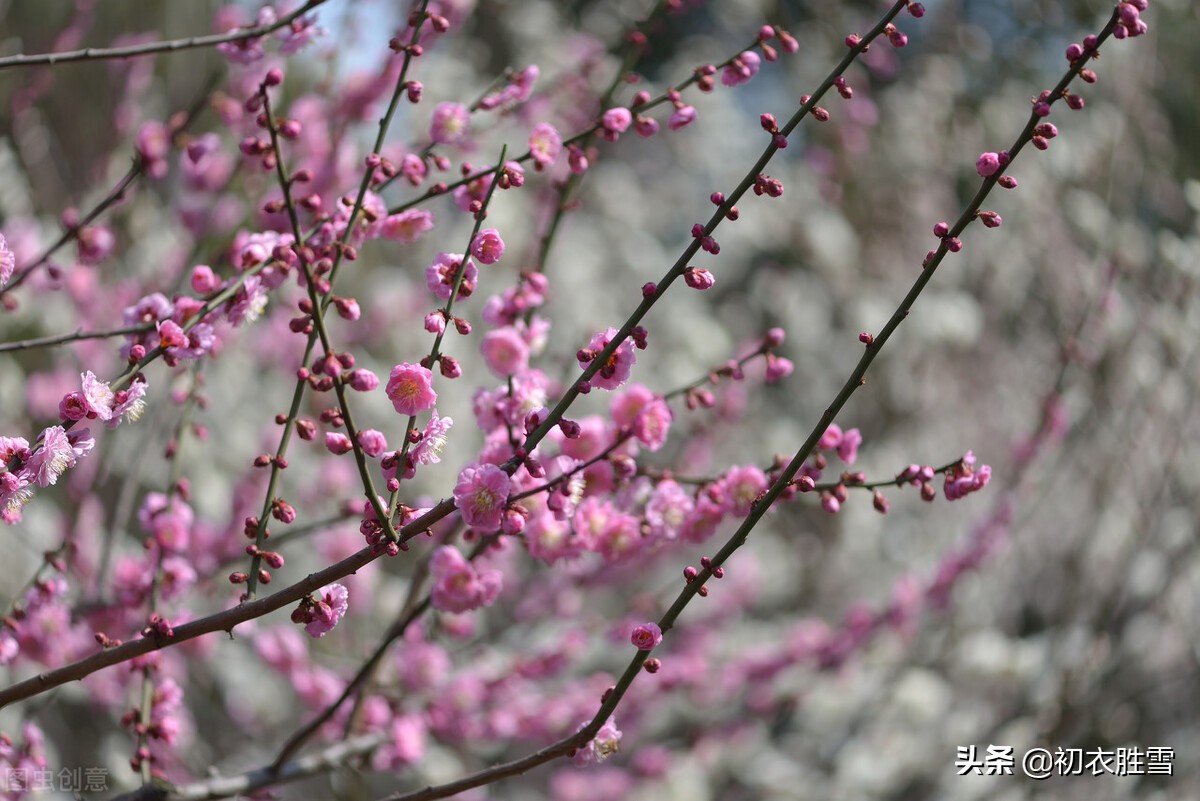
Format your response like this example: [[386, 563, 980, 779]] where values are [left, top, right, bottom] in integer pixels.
[[0, 0, 1196, 799]]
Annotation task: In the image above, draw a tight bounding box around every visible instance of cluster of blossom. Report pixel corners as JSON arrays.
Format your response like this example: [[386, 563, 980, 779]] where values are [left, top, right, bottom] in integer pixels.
[[0, 233, 13, 286], [290, 583, 350, 638], [0, 723, 48, 798], [214, 4, 323, 65], [1112, 0, 1150, 38], [0, 576, 71, 667], [0, 368, 148, 523], [122, 675, 186, 771], [0, 0, 1150, 796], [940, 451, 992, 501], [571, 718, 623, 767]]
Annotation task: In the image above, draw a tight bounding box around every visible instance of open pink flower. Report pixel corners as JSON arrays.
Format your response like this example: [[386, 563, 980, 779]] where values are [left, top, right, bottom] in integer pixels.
[[425, 252, 478, 300], [529, 123, 562, 169], [109, 381, 148, 428], [137, 491, 193, 552], [610, 384, 674, 451], [411, 411, 453, 466], [454, 464, 510, 531], [838, 428, 862, 464], [0, 232, 16, 286], [305, 583, 349, 638], [386, 363, 437, 416], [430, 102, 470, 145], [373, 713, 427, 769], [480, 327, 529, 377], [380, 209, 434, 244], [429, 545, 502, 613], [580, 327, 636, 390], [573, 717, 622, 766], [26, 426, 76, 487], [722, 465, 768, 516], [817, 423, 843, 451], [80, 371, 115, 421], [944, 451, 992, 500]]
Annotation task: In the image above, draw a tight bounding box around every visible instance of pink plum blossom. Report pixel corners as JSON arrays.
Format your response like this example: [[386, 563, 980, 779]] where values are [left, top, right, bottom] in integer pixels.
[[580, 327, 636, 390], [305, 583, 349, 638], [470, 228, 505, 264], [386, 363, 437, 416], [0, 232, 14, 286], [668, 105, 697, 131], [25, 426, 76, 487], [723, 465, 768, 516], [357, 429, 388, 458], [481, 327, 530, 377], [602, 107, 632, 134], [411, 411, 453, 465], [426, 252, 478, 300], [944, 451, 992, 500], [631, 622, 663, 650], [573, 717, 622, 766], [976, 151, 1001, 177], [721, 51, 761, 86], [325, 432, 353, 454], [380, 209, 435, 244], [838, 428, 862, 464], [79, 371, 115, 421], [429, 545, 502, 613], [453, 464, 510, 530], [529, 123, 562, 169], [430, 102, 471, 145]]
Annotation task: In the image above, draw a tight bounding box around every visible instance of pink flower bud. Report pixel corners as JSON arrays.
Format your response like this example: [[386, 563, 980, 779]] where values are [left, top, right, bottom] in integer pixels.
[[325, 432, 353, 455], [684, 267, 715, 290], [346, 369, 379, 392], [668, 105, 696, 131], [357, 429, 388, 458], [631, 623, 663, 650], [975, 152, 1001, 177]]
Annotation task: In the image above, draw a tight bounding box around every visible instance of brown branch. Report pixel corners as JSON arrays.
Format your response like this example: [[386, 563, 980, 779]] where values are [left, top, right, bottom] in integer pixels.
[[0, 72, 219, 298], [0, 1, 329, 71], [0, 499, 455, 710], [0, 323, 151, 354]]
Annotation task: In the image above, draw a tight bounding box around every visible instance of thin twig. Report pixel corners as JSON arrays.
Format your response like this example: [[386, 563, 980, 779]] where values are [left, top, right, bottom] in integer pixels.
[[0, 1, 329, 71]]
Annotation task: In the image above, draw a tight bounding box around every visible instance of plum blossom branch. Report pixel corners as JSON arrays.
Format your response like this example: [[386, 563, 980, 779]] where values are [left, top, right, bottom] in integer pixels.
[[239, 4, 434, 596], [0, 323, 152, 354], [236, 74, 396, 597], [525, 0, 675, 272], [268, 536, 500, 771], [0, 489, 468, 709], [386, 25, 788, 217], [508, 5, 909, 472], [0, 1, 328, 71], [109, 733, 389, 801], [0, 0, 895, 712], [132, 370, 201, 781], [0, 74, 218, 299], [365, 4, 1138, 800], [386, 145, 509, 515]]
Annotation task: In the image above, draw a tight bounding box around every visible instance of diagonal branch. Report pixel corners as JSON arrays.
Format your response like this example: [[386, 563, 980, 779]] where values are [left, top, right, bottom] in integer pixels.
[[0, 0, 329, 71]]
